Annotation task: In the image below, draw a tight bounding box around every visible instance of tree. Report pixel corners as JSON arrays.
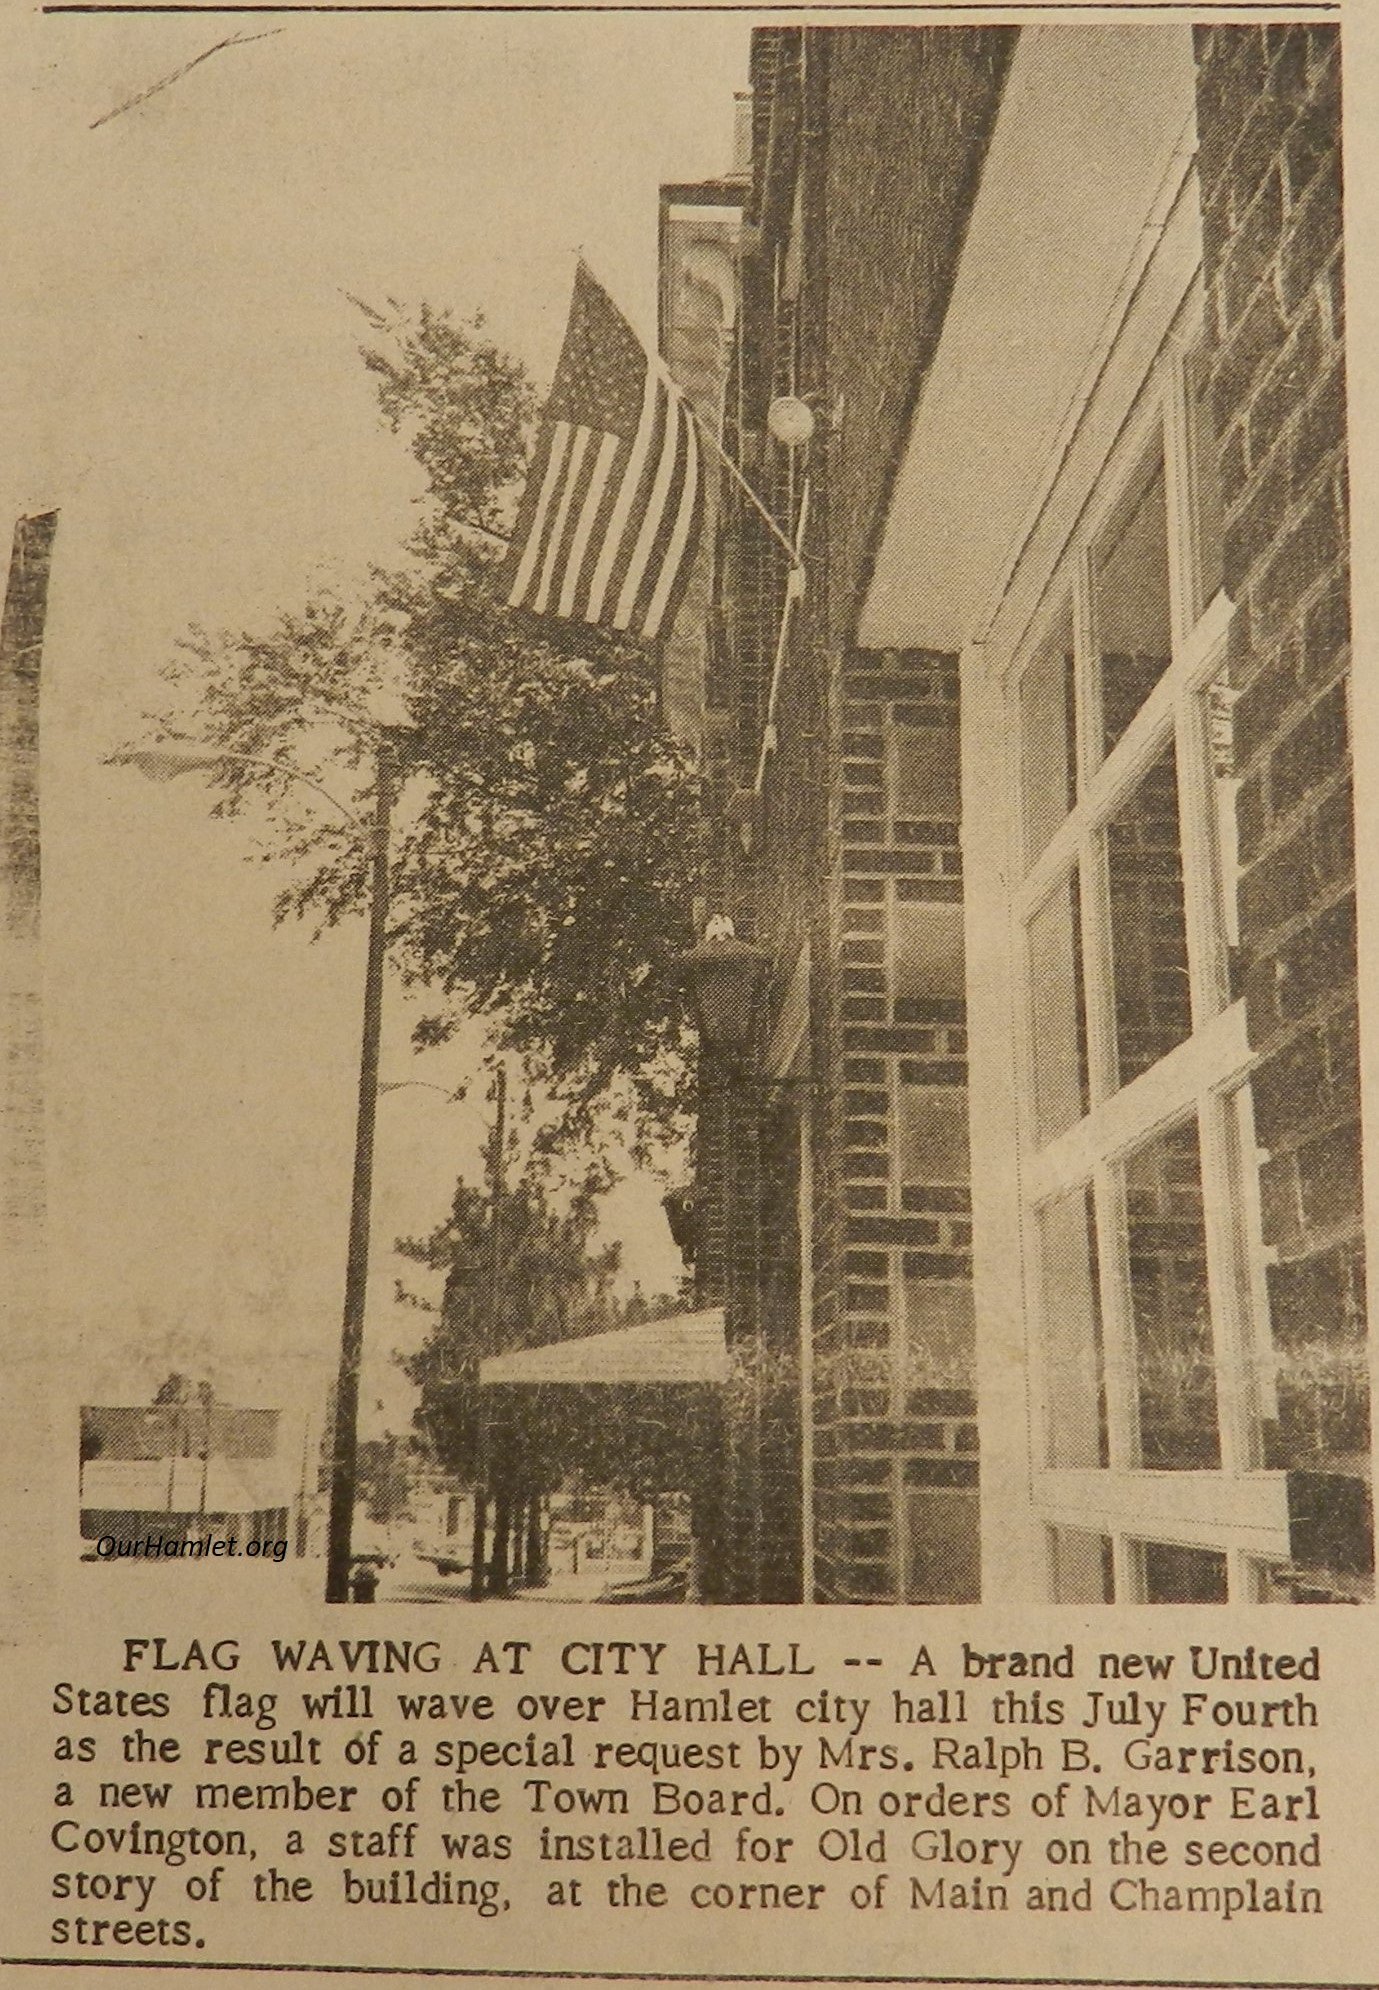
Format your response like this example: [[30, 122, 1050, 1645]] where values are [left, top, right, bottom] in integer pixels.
[[399, 1158, 633, 1595], [398, 1163, 624, 1485], [355, 1433, 417, 1527], [138, 301, 700, 1153], [399, 1151, 720, 1597]]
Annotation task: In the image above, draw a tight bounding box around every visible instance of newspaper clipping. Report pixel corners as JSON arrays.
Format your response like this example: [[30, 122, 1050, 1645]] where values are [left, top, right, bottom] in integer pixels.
[[3, 1, 1377, 1985]]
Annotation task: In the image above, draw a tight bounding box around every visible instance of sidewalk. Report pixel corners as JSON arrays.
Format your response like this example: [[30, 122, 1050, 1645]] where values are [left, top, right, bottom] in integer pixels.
[[512, 1554, 649, 1602]]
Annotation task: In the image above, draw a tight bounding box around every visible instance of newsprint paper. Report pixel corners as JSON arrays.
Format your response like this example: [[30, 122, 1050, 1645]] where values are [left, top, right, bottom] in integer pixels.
[[4, 2, 1379, 1988]]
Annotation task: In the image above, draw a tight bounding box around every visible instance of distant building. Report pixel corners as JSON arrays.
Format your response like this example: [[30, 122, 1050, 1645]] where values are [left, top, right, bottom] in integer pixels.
[[80, 1402, 296, 1552], [3, 513, 57, 1624]]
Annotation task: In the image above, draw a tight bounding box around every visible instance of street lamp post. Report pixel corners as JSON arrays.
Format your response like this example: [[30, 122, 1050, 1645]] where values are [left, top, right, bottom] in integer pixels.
[[109, 707, 411, 1605], [324, 732, 397, 1602]]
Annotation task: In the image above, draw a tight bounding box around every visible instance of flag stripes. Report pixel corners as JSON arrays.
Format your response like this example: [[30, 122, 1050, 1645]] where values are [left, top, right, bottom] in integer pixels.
[[504, 263, 705, 641]]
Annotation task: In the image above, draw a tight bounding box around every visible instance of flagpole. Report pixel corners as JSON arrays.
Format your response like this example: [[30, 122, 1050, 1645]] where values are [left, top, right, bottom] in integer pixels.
[[649, 342, 801, 569], [508, 252, 804, 630], [575, 249, 801, 572], [754, 478, 811, 796], [685, 400, 803, 571]]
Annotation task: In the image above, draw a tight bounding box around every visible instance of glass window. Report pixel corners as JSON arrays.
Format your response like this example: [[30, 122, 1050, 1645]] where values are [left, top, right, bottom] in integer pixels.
[[1141, 1540, 1228, 1603], [1050, 1527, 1115, 1603], [1107, 740, 1192, 1088], [997, 328, 1293, 1599], [1028, 870, 1089, 1143], [902, 1279, 976, 1394], [905, 1490, 981, 1603], [1122, 1116, 1220, 1470], [1021, 603, 1077, 866], [1038, 1186, 1108, 1468], [1094, 441, 1172, 758]]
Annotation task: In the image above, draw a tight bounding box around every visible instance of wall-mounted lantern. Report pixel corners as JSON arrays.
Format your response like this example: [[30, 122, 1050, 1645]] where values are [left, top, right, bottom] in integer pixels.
[[679, 916, 771, 1074], [662, 1187, 699, 1268]]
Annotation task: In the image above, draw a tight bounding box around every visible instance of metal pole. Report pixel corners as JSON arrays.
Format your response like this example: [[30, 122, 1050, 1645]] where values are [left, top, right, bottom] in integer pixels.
[[470, 1064, 507, 1601], [325, 735, 396, 1603], [487, 1063, 507, 1342], [197, 1387, 213, 1538]]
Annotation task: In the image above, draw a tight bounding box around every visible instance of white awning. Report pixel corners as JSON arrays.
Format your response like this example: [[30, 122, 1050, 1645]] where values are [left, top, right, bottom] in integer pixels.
[[479, 1309, 727, 1389]]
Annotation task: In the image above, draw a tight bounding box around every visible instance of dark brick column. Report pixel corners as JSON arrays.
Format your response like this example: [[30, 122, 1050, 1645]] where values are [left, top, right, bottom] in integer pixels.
[[1195, 25, 1369, 1596]]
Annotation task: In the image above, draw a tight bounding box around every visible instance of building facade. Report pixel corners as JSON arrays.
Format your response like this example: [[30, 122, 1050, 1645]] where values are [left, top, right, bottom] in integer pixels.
[[683, 22, 1368, 1604], [681, 27, 1014, 1602], [79, 1403, 295, 1552]]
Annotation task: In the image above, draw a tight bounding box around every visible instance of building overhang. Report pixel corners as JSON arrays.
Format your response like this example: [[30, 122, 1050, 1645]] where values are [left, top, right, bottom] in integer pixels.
[[858, 24, 1197, 656], [479, 1309, 728, 1390]]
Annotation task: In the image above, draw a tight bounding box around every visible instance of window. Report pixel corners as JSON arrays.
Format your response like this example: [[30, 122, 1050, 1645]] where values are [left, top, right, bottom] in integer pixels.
[[1028, 873, 1088, 1144], [1050, 1527, 1114, 1603], [905, 1489, 980, 1603], [1038, 1187, 1107, 1469], [1020, 604, 1076, 864], [1123, 1116, 1219, 1471], [1106, 741, 1192, 1086], [1140, 1540, 1228, 1604], [999, 331, 1288, 1601], [1093, 440, 1173, 759]]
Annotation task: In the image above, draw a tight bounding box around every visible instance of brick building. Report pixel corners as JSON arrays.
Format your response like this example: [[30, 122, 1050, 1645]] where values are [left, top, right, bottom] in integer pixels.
[[681, 23, 1368, 1603], [680, 27, 1013, 1602]]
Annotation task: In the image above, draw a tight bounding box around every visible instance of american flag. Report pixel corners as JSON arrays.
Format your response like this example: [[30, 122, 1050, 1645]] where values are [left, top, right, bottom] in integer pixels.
[[504, 262, 704, 642]]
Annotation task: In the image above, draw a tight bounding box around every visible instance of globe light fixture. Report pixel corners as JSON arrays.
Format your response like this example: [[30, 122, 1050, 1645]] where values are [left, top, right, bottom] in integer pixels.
[[767, 396, 816, 449]]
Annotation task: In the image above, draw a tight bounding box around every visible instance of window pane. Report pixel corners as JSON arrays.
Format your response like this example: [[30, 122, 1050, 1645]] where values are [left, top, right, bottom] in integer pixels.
[[1123, 1117, 1221, 1470], [1190, 348, 1225, 615], [1107, 739, 1192, 1087], [893, 903, 964, 1004], [1021, 604, 1076, 866], [1141, 1540, 1228, 1603], [893, 726, 960, 821], [1095, 442, 1172, 757], [898, 1087, 969, 1184], [1028, 871, 1089, 1142], [1244, 1560, 1292, 1604], [1038, 1186, 1108, 1468], [1051, 1527, 1115, 1603]]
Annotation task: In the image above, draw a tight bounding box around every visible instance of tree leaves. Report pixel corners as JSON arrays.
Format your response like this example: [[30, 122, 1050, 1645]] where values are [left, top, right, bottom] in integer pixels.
[[135, 298, 700, 1153]]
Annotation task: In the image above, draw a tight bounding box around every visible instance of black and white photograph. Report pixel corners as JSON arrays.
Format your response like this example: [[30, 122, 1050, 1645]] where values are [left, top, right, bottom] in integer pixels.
[[3, 2, 1378, 1981], [21, 15, 1360, 1609]]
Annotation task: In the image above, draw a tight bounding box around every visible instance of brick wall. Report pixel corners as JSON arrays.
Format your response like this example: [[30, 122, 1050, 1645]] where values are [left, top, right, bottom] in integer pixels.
[[1195, 25, 1369, 1591], [695, 28, 1009, 1601], [817, 648, 978, 1601]]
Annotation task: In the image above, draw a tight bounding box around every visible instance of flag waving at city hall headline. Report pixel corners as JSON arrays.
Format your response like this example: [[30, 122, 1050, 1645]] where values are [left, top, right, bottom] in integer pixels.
[[503, 261, 704, 641]]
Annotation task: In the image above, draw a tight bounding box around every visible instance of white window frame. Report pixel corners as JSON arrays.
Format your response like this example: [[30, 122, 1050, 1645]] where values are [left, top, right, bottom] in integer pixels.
[[995, 291, 1289, 1603]]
